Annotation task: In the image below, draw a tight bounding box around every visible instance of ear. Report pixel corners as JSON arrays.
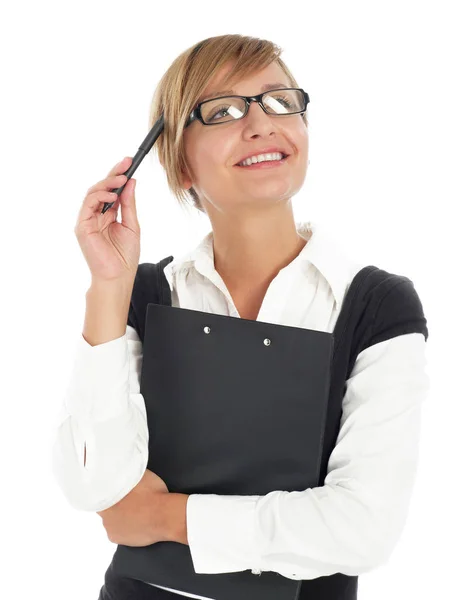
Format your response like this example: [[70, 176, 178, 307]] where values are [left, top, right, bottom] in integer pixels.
[[180, 169, 193, 190]]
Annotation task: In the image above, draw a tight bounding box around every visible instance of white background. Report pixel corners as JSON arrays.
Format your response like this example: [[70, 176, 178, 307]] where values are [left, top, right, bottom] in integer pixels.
[[1, 1, 472, 598]]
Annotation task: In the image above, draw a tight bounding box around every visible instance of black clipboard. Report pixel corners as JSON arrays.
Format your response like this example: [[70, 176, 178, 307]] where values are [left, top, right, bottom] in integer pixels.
[[111, 301, 334, 600]]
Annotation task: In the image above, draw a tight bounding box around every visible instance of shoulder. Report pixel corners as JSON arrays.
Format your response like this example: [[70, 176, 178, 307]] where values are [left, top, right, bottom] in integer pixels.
[[127, 257, 174, 340], [358, 268, 429, 351]]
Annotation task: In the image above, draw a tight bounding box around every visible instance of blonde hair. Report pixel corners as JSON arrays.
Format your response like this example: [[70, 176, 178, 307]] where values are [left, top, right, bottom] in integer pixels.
[[149, 34, 309, 214]]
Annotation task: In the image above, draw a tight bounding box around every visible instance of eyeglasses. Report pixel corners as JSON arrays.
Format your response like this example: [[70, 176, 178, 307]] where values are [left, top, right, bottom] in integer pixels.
[[185, 88, 310, 128]]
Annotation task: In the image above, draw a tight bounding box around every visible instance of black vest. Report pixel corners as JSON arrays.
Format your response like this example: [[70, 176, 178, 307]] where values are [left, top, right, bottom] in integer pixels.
[[98, 257, 428, 600]]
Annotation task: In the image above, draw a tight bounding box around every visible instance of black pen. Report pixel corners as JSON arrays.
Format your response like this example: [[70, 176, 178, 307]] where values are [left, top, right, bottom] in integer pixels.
[[101, 114, 165, 214]]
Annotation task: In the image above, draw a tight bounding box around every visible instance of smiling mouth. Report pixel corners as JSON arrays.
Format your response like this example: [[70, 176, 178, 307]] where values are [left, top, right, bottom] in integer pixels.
[[234, 154, 290, 167]]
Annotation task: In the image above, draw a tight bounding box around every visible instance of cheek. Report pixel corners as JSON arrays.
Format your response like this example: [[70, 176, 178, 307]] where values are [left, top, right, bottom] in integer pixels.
[[295, 135, 309, 165], [189, 146, 231, 195], [196, 140, 235, 175], [295, 124, 309, 148], [184, 132, 228, 177]]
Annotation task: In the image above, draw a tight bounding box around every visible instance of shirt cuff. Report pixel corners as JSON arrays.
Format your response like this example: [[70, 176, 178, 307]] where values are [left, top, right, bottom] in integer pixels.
[[64, 333, 131, 422], [186, 493, 262, 574]]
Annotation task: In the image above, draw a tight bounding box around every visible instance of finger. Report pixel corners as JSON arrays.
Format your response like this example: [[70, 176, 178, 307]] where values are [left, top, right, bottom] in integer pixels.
[[107, 156, 132, 179], [85, 156, 132, 197], [118, 177, 140, 233], [75, 189, 120, 228], [78, 157, 134, 227], [87, 173, 128, 196]]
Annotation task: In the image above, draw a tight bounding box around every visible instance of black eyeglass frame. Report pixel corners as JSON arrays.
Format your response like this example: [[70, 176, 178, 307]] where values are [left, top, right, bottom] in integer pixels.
[[184, 87, 310, 128]]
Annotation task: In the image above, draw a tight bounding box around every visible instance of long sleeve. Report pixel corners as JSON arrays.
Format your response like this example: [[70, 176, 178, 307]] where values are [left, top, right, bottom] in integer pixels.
[[51, 325, 149, 512], [185, 331, 430, 579]]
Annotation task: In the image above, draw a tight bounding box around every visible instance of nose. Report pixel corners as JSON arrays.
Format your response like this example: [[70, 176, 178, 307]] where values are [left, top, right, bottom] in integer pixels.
[[247, 97, 266, 116], [244, 98, 273, 125]]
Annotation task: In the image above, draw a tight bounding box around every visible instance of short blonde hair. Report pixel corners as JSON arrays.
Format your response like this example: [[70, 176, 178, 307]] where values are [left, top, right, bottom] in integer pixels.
[[149, 34, 309, 214]]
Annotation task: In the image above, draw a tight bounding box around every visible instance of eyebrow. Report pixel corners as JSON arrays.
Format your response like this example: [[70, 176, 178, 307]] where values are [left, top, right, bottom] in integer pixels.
[[198, 82, 290, 103]]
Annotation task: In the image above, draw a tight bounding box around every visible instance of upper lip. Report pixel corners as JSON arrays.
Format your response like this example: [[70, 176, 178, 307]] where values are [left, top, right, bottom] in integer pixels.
[[234, 147, 290, 165]]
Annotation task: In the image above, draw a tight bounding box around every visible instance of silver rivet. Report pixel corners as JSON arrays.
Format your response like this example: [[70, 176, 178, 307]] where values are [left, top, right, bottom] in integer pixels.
[[203, 326, 211, 334], [263, 338, 271, 346]]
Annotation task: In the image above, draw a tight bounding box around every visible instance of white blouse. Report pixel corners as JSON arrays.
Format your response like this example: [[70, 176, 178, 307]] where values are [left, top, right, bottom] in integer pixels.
[[51, 220, 430, 600]]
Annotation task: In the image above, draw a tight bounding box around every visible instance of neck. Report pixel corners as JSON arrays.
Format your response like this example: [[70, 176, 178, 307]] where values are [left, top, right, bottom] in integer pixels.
[[210, 206, 308, 289]]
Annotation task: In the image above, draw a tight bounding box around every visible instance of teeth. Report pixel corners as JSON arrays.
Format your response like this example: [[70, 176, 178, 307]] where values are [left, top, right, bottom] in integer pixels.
[[238, 152, 284, 166]]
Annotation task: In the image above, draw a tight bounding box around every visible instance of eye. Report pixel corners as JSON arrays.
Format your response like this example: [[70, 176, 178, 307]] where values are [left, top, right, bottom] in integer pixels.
[[208, 104, 231, 121]]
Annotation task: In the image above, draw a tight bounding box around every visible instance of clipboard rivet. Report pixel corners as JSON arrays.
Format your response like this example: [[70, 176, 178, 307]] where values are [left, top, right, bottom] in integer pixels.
[[263, 338, 271, 346], [203, 326, 211, 334]]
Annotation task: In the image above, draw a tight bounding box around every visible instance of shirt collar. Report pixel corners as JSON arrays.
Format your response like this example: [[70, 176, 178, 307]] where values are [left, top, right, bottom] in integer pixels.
[[163, 220, 351, 310]]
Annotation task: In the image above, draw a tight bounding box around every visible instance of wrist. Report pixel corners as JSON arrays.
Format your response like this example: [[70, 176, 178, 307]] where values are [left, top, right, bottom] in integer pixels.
[[83, 277, 135, 347], [89, 275, 135, 294], [163, 493, 189, 545]]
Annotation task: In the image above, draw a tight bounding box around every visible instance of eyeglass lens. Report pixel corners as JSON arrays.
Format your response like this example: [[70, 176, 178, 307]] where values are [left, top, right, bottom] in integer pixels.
[[200, 89, 306, 125]]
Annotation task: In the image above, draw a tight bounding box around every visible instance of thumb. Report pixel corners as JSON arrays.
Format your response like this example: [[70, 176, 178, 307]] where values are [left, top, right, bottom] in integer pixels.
[[120, 177, 140, 232]]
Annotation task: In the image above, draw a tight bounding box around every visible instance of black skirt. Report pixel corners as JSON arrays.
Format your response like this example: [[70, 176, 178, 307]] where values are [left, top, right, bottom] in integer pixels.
[[97, 563, 358, 600], [98, 562, 204, 600]]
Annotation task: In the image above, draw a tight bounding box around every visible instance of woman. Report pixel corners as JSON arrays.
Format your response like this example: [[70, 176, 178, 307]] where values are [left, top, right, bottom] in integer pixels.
[[52, 34, 429, 599]]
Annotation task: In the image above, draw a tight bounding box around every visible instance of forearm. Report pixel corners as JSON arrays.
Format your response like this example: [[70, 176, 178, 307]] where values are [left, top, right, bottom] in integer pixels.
[[83, 277, 135, 346]]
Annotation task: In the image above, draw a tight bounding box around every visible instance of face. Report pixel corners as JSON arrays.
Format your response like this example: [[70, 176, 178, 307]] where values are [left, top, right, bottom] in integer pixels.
[[180, 61, 309, 215]]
